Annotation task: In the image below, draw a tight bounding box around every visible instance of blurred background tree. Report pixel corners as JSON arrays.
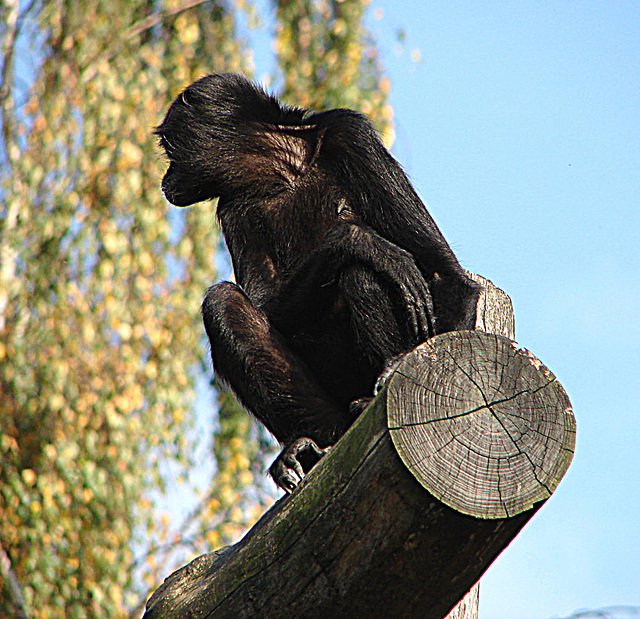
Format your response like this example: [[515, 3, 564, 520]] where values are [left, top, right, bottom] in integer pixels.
[[0, 0, 393, 616]]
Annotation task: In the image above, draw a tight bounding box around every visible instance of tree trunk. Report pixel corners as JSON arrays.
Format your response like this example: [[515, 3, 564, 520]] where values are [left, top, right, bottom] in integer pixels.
[[144, 276, 575, 619]]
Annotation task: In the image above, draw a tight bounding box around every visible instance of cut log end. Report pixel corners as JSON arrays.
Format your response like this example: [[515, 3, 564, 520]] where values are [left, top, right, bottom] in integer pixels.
[[387, 330, 576, 519]]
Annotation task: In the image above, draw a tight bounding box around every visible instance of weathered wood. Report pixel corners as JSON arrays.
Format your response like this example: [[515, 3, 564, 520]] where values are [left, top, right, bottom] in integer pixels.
[[446, 582, 479, 619], [388, 331, 575, 519], [468, 272, 516, 340], [143, 277, 575, 619]]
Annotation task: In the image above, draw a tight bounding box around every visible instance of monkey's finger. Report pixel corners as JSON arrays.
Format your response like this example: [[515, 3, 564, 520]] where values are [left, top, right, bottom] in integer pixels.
[[407, 294, 422, 341], [279, 474, 298, 494], [415, 301, 432, 341], [393, 279, 421, 341], [408, 281, 433, 341], [418, 290, 436, 339], [409, 277, 436, 339]]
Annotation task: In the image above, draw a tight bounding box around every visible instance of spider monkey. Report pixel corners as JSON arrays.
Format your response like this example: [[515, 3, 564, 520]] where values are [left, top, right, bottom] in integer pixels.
[[156, 73, 479, 492]]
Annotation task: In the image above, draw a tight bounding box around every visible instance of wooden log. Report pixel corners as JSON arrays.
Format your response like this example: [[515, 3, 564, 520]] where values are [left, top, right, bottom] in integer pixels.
[[144, 277, 575, 619]]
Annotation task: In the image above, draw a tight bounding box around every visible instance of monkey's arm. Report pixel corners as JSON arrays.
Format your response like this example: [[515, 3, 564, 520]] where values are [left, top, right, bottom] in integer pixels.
[[349, 189, 479, 333], [272, 222, 435, 342]]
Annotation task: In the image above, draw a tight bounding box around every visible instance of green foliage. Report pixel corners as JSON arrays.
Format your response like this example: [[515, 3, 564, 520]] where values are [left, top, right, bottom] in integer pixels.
[[0, 0, 391, 615]]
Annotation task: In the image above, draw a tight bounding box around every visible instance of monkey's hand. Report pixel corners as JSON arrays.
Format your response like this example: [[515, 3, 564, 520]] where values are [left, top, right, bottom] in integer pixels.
[[280, 223, 436, 341], [364, 238, 436, 341], [269, 437, 330, 493], [330, 224, 436, 340]]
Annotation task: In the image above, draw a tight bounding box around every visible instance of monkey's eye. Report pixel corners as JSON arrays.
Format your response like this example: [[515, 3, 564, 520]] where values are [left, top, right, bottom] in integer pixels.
[[180, 88, 202, 106], [336, 198, 356, 221]]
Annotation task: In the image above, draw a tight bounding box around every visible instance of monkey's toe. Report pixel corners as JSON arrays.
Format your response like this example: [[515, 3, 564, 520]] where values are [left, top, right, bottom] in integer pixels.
[[269, 437, 330, 493]]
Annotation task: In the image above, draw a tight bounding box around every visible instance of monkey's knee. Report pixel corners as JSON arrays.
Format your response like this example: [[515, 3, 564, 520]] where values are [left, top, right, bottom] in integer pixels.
[[202, 282, 268, 334], [202, 280, 245, 315], [201, 282, 272, 372]]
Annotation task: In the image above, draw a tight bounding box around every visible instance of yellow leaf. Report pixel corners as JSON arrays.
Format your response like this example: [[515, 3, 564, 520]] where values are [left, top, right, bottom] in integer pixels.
[[100, 260, 114, 278], [205, 529, 219, 547], [239, 470, 253, 486], [49, 393, 65, 412], [103, 231, 119, 253], [22, 469, 37, 485], [145, 361, 158, 379], [139, 251, 154, 273], [118, 322, 132, 341], [118, 141, 143, 170]]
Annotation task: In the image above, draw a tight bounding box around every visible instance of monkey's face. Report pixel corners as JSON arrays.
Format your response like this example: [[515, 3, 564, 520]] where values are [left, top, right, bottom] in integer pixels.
[[156, 72, 396, 220], [155, 75, 236, 207]]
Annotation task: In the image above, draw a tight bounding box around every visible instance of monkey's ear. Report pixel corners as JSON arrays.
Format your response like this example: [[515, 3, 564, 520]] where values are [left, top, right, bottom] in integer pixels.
[[245, 124, 324, 187]]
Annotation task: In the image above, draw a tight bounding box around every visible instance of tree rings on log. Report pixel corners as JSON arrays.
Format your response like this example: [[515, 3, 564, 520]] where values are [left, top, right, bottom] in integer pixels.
[[387, 330, 575, 519]]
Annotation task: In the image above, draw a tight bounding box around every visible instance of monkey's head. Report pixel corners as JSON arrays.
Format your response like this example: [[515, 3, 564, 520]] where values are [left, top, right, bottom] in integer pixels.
[[155, 73, 317, 207]]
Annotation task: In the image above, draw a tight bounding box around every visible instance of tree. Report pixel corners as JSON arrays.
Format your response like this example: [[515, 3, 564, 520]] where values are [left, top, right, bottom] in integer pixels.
[[0, 1, 392, 616]]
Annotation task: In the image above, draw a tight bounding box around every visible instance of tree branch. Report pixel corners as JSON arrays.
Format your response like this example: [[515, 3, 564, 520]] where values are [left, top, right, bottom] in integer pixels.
[[142, 277, 575, 619]]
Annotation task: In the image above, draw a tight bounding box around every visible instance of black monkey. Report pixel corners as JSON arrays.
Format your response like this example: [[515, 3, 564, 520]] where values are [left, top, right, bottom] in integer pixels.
[[156, 73, 480, 492]]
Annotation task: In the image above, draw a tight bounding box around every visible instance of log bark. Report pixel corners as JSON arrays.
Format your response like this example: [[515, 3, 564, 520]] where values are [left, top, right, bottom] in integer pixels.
[[144, 277, 575, 619]]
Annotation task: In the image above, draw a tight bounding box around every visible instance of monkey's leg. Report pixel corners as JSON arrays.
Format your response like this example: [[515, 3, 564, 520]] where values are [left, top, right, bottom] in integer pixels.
[[201, 281, 347, 491], [338, 263, 432, 366], [332, 263, 437, 418]]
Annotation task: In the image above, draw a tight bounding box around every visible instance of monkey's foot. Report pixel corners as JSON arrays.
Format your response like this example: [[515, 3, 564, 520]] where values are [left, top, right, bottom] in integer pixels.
[[269, 437, 330, 493]]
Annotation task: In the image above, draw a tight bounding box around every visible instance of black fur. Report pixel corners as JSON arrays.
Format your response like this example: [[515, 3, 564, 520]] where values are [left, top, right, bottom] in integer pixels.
[[156, 73, 480, 490]]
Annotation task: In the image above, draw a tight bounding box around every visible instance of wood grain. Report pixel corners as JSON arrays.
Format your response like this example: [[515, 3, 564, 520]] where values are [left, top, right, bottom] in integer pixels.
[[388, 331, 575, 519]]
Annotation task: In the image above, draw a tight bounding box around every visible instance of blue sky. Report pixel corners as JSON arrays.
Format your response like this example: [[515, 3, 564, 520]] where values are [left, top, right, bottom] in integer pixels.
[[357, 2, 639, 618]]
